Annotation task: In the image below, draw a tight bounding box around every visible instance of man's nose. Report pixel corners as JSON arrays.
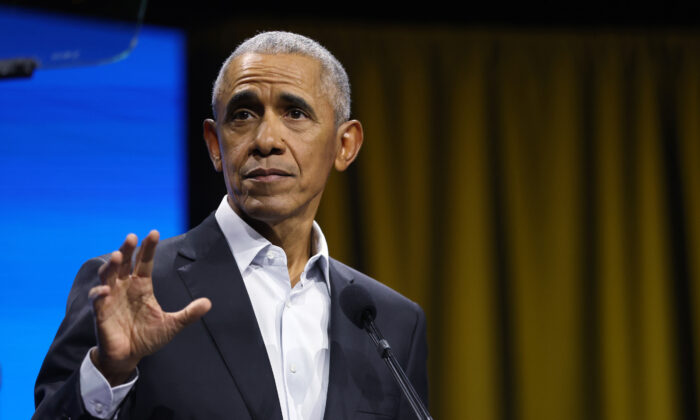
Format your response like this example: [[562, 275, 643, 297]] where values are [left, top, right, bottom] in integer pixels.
[[252, 113, 286, 156]]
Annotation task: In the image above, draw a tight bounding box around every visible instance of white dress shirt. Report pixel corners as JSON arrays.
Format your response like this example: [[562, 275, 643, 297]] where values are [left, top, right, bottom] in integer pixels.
[[80, 196, 331, 420]]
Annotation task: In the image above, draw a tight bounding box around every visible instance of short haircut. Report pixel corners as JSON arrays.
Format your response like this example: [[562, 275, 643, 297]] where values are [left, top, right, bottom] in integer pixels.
[[211, 31, 351, 126]]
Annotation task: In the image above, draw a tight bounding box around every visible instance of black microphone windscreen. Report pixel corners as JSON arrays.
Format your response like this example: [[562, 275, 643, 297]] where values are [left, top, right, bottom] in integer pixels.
[[340, 283, 377, 329]]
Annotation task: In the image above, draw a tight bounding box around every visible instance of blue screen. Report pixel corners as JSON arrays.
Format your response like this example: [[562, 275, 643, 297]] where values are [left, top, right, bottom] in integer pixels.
[[0, 12, 186, 419]]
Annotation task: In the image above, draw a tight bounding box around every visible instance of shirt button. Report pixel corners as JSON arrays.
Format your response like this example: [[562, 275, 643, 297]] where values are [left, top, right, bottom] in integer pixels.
[[285, 300, 291, 309], [266, 251, 275, 259], [290, 364, 297, 373], [94, 402, 104, 414]]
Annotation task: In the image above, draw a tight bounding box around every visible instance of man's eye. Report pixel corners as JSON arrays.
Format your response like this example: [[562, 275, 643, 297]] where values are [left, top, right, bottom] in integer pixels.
[[232, 110, 253, 120], [287, 109, 308, 120]]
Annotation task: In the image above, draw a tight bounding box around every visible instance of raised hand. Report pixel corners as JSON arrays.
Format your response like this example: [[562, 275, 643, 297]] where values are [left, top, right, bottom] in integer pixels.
[[88, 231, 212, 386]]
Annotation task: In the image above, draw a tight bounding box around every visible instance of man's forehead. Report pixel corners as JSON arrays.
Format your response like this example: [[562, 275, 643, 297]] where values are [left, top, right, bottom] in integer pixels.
[[215, 52, 330, 115], [222, 53, 322, 91]]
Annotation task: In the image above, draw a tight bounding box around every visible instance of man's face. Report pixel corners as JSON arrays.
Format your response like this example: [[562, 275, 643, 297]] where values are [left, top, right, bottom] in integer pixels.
[[204, 53, 348, 224]]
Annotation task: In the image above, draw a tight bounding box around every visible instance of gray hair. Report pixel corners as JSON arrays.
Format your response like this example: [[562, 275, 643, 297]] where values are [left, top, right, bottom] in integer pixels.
[[211, 31, 351, 126]]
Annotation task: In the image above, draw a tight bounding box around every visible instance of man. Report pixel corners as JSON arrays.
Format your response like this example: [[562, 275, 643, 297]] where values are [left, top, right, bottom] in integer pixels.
[[34, 31, 428, 420]]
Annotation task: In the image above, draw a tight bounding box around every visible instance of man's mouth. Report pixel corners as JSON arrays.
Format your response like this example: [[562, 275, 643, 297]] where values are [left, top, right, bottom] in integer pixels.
[[243, 168, 292, 182]]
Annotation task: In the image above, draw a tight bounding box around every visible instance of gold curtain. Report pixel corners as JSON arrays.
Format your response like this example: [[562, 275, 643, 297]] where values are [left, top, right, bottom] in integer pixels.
[[196, 24, 700, 420]]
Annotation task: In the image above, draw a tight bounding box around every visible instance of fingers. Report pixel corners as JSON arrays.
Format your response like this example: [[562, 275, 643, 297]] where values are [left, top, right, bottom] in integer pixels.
[[172, 298, 212, 329], [97, 233, 138, 287], [89, 284, 111, 301], [134, 230, 160, 278], [98, 251, 122, 287], [118, 234, 138, 278], [88, 285, 111, 316]]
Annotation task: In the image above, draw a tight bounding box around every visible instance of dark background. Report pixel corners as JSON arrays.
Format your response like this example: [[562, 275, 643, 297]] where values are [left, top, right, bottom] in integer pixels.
[[7, 0, 700, 27]]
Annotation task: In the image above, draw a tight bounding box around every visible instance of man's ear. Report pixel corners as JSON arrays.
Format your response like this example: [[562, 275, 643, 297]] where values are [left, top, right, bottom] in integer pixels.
[[334, 120, 364, 172], [203, 119, 223, 172]]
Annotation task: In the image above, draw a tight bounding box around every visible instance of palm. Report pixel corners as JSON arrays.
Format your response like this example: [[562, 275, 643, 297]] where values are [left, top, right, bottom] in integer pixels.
[[96, 273, 172, 360], [89, 231, 211, 385]]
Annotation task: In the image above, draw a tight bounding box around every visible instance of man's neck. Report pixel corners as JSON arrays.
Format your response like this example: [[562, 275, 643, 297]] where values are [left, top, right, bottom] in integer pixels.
[[228, 197, 315, 287]]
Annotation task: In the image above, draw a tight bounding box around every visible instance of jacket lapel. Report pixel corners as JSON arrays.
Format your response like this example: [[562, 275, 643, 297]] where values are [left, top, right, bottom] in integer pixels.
[[175, 215, 283, 420], [323, 259, 374, 420]]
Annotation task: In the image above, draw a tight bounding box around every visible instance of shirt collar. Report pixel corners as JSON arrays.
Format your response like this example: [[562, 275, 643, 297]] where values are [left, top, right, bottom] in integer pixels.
[[214, 196, 331, 291]]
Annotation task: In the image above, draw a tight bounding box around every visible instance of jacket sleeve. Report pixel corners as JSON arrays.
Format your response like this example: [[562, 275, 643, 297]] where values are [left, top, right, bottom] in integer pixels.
[[33, 257, 108, 420]]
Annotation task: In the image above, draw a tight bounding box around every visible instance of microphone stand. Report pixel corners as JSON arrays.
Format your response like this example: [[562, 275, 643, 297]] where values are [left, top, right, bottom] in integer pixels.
[[362, 313, 433, 420]]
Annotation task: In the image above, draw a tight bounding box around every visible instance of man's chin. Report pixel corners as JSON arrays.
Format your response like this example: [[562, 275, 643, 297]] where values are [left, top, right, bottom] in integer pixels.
[[234, 197, 299, 224]]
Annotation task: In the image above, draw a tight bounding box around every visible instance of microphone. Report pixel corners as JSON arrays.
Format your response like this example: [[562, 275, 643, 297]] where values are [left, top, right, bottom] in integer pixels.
[[340, 284, 433, 420]]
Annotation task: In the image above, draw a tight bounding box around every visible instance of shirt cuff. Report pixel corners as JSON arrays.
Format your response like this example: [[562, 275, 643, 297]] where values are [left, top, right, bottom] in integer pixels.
[[79, 347, 138, 419]]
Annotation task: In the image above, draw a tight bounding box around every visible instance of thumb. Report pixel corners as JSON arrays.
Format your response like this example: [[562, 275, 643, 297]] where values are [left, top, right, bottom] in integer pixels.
[[171, 297, 212, 329]]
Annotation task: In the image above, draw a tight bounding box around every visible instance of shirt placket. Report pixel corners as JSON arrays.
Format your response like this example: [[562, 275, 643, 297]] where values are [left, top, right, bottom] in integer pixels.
[[281, 266, 314, 420]]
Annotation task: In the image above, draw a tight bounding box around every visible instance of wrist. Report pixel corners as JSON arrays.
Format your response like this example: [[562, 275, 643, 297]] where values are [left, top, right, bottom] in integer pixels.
[[90, 347, 138, 387]]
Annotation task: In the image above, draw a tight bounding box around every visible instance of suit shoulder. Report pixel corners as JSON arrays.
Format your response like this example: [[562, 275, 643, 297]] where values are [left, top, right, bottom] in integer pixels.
[[152, 231, 188, 255], [329, 257, 423, 315]]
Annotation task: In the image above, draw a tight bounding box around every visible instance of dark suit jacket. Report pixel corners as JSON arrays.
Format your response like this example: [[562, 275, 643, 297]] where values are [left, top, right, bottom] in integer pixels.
[[34, 214, 428, 420]]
